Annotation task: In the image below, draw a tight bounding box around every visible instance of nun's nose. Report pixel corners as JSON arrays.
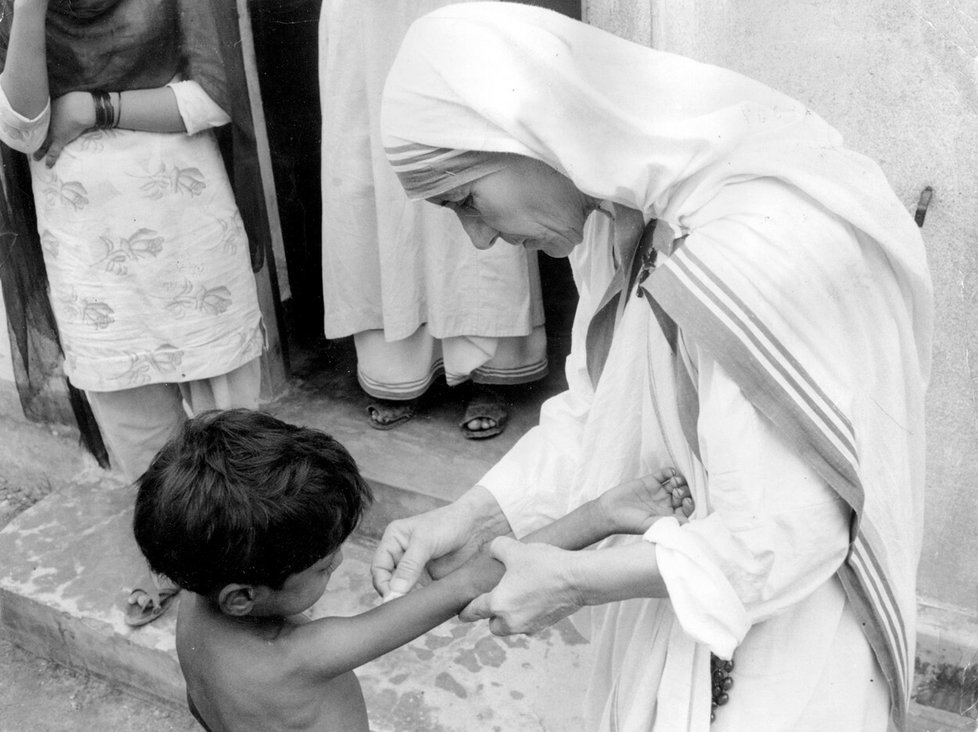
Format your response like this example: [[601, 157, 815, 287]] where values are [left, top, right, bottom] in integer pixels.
[[457, 214, 500, 250]]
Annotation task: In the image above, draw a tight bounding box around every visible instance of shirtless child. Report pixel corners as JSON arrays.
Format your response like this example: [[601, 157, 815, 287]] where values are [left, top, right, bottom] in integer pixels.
[[132, 409, 691, 731]]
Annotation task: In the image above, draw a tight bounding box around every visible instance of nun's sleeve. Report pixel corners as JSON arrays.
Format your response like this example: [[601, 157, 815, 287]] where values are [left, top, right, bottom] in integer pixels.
[[646, 340, 850, 657]]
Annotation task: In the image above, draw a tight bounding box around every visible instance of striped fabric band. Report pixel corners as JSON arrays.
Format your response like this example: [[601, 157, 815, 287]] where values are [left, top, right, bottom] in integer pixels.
[[384, 143, 508, 199], [357, 358, 445, 401], [645, 243, 911, 728], [471, 357, 549, 385], [652, 246, 863, 511], [848, 535, 911, 702], [358, 356, 550, 397]]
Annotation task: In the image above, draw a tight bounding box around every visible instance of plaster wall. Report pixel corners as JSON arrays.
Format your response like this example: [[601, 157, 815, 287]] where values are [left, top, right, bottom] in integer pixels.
[[584, 0, 978, 614]]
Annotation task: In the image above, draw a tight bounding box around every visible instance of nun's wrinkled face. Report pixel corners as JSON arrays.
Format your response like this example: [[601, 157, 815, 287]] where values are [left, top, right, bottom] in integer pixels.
[[428, 156, 597, 258]]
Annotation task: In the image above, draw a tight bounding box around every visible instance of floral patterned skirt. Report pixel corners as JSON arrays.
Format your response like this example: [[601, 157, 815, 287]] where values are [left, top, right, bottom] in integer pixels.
[[31, 126, 263, 391]]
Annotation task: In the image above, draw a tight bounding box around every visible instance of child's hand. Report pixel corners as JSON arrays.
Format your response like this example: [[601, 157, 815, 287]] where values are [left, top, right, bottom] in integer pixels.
[[598, 468, 693, 534]]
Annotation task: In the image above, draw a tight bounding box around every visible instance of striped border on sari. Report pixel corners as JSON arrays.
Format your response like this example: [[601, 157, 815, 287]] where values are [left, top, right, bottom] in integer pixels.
[[384, 144, 498, 199], [471, 356, 550, 385], [357, 359, 445, 401], [645, 243, 911, 728]]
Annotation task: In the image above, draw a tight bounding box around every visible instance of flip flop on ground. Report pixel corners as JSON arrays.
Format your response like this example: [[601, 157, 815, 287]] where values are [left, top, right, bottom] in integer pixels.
[[125, 576, 180, 627], [459, 387, 508, 440], [366, 398, 418, 430]]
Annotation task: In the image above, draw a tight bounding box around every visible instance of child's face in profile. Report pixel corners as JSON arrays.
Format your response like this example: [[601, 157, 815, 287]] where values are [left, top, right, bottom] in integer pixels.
[[266, 548, 343, 616]]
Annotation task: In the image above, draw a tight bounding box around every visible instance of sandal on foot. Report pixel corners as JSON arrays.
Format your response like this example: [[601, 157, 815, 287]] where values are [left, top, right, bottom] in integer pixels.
[[125, 578, 180, 627], [459, 388, 508, 440], [366, 399, 417, 430]]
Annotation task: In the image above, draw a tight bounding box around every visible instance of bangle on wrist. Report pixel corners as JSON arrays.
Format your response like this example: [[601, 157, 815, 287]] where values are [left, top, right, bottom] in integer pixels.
[[90, 90, 115, 129], [114, 91, 123, 128]]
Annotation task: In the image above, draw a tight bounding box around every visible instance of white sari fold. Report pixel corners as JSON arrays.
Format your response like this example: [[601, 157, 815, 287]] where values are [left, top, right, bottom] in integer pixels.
[[645, 208, 924, 717]]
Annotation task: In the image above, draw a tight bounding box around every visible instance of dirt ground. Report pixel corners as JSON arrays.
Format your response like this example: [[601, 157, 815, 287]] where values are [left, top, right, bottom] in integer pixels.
[[0, 634, 198, 732]]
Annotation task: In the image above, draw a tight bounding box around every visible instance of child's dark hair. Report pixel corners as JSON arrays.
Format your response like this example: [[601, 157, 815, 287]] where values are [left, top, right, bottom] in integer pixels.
[[133, 409, 372, 595]]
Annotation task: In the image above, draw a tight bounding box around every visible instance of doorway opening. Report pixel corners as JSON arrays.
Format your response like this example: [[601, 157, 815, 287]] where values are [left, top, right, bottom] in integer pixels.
[[247, 1, 580, 464]]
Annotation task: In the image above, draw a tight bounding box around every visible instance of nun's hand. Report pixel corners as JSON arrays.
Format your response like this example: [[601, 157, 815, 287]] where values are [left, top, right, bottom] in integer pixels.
[[372, 487, 510, 599], [34, 91, 96, 168], [459, 537, 583, 636]]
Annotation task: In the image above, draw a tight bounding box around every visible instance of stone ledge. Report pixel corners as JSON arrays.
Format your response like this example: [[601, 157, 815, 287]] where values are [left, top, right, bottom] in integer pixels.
[[914, 601, 978, 726], [918, 601, 978, 671], [0, 589, 184, 710], [0, 473, 183, 709], [909, 701, 978, 732]]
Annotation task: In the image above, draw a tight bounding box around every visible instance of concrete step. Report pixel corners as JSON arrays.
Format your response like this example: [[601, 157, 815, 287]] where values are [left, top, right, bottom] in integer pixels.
[[267, 337, 564, 515], [0, 472, 591, 731]]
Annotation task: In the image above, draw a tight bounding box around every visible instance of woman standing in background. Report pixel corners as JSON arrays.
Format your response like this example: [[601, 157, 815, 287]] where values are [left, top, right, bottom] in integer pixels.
[[319, 0, 557, 439], [0, 0, 265, 625]]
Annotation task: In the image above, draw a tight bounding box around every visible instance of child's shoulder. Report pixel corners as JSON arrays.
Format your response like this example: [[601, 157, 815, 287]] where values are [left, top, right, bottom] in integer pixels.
[[179, 610, 370, 731], [178, 599, 327, 661], [176, 595, 276, 668]]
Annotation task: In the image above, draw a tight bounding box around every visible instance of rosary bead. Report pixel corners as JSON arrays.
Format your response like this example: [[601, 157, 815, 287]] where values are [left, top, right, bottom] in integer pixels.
[[710, 653, 735, 724]]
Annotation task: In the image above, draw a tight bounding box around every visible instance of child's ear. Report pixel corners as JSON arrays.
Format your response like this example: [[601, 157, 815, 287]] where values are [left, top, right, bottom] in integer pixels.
[[218, 584, 260, 616]]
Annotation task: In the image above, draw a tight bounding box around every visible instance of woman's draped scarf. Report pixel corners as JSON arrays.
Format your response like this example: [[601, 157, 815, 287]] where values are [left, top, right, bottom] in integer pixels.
[[0, 0, 270, 461], [381, 4, 933, 727]]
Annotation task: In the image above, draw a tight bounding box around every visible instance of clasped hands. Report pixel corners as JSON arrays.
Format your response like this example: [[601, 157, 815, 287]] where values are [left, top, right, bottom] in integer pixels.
[[371, 468, 693, 637]]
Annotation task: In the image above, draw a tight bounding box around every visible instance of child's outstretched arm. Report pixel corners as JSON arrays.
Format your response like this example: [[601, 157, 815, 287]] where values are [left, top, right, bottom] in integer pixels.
[[439, 467, 692, 623], [292, 546, 501, 680], [520, 467, 692, 551], [292, 469, 690, 679]]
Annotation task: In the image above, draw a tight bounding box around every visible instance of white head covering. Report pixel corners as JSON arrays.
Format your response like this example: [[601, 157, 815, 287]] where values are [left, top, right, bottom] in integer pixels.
[[382, 1, 930, 374], [382, 4, 933, 726]]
